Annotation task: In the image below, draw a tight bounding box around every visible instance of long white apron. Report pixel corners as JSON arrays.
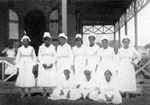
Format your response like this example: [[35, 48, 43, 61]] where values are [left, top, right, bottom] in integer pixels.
[[96, 47, 115, 83], [15, 46, 37, 87], [86, 44, 100, 74], [117, 47, 141, 92], [73, 45, 86, 85], [56, 43, 73, 83], [37, 44, 57, 87]]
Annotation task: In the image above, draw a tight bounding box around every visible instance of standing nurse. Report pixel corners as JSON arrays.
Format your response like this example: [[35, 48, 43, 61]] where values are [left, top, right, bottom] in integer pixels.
[[56, 33, 74, 86], [96, 35, 115, 82], [37, 32, 57, 97], [86, 33, 100, 75], [72, 34, 86, 85], [15, 35, 37, 97], [118, 36, 141, 98]]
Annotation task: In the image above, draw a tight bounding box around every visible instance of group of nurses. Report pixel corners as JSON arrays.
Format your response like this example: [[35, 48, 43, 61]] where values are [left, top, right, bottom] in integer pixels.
[[15, 31, 141, 104]]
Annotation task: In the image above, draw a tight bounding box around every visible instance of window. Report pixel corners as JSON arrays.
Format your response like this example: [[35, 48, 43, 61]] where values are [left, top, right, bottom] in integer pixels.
[[9, 9, 19, 40]]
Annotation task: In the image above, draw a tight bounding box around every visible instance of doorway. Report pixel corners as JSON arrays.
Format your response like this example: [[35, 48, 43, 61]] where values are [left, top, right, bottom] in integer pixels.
[[24, 10, 46, 55]]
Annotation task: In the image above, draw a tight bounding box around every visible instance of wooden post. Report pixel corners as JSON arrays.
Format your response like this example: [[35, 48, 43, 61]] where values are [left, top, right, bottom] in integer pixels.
[[46, 14, 49, 32], [114, 32, 116, 48], [125, 12, 128, 35], [62, 0, 67, 35], [134, 0, 138, 50], [114, 24, 116, 48], [2, 61, 5, 86], [118, 21, 121, 48]]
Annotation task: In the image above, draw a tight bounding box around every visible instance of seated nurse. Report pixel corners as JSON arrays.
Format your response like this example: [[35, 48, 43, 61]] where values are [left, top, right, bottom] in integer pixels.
[[1, 40, 16, 57], [1, 40, 17, 75], [49, 69, 75, 100], [98, 70, 122, 105]]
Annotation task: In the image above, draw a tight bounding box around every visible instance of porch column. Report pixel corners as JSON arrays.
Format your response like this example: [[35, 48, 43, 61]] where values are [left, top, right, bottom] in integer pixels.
[[114, 26, 116, 48], [118, 21, 121, 48], [62, 0, 67, 35], [46, 14, 49, 32], [125, 12, 128, 35], [134, 0, 138, 50]]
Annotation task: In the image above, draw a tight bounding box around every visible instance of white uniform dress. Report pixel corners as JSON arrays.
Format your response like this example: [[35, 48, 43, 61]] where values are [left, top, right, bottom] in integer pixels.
[[117, 47, 141, 92], [86, 44, 100, 74], [2, 47, 16, 57], [96, 46, 115, 82], [2, 48, 16, 75], [72, 45, 86, 84], [37, 44, 57, 87], [113, 53, 120, 80], [49, 73, 78, 100], [79, 75, 99, 101], [56, 43, 74, 81], [15, 45, 37, 87], [98, 78, 122, 104]]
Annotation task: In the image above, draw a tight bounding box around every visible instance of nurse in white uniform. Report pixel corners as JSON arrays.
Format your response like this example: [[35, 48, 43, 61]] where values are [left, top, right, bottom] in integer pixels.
[[49, 70, 80, 100], [117, 36, 141, 98], [72, 34, 86, 85], [37, 32, 57, 97], [15, 35, 37, 97], [56, 33, 74, 85], [1, 40, 17, 75], [96, 35, 115, 83], [98, 70, 122, 104], [79, 70, 99, 101], [1, 40, 16, 57], [86, 33, 100, 75]]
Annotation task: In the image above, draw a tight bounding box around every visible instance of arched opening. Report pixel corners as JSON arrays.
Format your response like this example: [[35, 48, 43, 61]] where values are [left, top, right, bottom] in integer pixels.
[[24, 10, 46, 55]]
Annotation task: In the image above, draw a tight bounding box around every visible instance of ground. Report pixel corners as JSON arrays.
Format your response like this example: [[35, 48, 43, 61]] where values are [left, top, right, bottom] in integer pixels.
[[0, 89, 150, 105], [0, 82, 150, 105], [0, 93, 150, 105]]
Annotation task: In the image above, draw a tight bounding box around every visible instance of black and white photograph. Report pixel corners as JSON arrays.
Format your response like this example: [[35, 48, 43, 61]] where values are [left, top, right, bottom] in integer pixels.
[[0, 0, 150, 105]]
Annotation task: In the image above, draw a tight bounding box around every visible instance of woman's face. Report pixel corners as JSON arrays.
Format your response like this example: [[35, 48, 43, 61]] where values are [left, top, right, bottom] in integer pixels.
[[44, 37, 51, 47], [102, 39, 109, 48], [75, 38, 82, 47], [123, 39, 130, 48], [9, 42, 13, 49], [23, 38, 29, 47], [59, 37, 66, 46], [105, 71, 111, 82], [89, 36, 95, 46]]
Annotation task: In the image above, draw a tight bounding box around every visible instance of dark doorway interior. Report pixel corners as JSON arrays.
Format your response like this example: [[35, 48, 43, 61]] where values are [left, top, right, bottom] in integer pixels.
[[24, 10, 46, 55]]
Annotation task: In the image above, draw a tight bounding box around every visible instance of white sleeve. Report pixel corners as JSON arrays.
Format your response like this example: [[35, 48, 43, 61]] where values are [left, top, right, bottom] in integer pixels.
[[52, 46, 57, 64], [72, 47, 75, 65], [1, 47, 8, 54], [96, 47, 100, 65], [15, 48, 21, 68], [32, 47, 37, 65], [68, 46, 74, 65], [38, 46, 43, 64]]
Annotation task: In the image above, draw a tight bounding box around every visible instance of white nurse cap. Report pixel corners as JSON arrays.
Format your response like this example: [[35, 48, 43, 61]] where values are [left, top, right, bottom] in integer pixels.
[[101, 35, 109, 42], [21, 35, 31, 42], [75, 34, 82, 39], [43, 32, 51, 39], [59, 33, 67, 39]]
